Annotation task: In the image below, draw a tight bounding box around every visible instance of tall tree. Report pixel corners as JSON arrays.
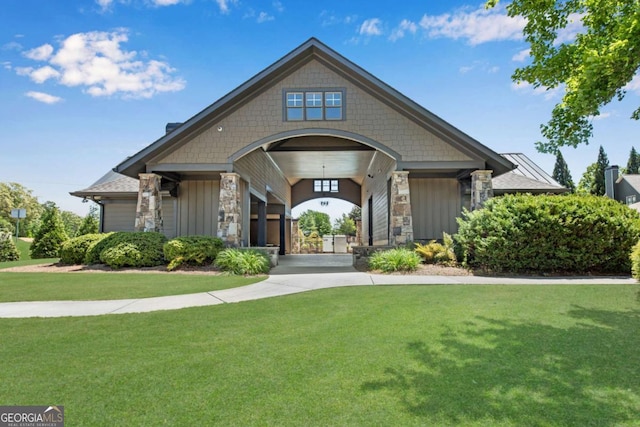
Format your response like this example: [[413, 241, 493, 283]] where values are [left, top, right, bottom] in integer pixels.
[[487, 0, 640, 153], [333, 213, 356, 236], [77, 205, 100, 235], [593, 146, 610, 196], [551, 151, 575, 192], [297, 210, 332, 236], [0, 182, 43, 237], [577, 162, 598, 195], [626, 146, 640, 174], [30, 202, 69, 259]]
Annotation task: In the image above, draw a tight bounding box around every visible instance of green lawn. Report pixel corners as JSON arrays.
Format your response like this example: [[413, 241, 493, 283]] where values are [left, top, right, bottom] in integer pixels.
[[0, 273, 264, 301], [1, 284, 638, 426], [0, 238, 59, 269]]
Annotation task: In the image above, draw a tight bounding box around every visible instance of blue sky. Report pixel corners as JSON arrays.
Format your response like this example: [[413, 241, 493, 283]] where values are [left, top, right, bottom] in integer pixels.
[[1, 0, 638, 222]]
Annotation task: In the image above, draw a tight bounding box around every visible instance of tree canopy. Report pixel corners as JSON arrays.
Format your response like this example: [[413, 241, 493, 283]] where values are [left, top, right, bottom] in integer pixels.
[[488, 0, 640, 153], [297, 210, 332, 236]]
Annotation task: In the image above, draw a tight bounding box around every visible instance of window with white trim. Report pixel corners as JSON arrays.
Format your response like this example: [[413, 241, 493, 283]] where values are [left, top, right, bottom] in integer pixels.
[[285, 90, 344, 121], [313, 179, 339, 193]]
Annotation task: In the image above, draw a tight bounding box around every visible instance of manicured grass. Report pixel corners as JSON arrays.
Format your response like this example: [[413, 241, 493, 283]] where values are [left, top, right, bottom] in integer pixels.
[[0, 238, 59, 269], [0, 273, 264, 302], [0, 285, 638, 426]]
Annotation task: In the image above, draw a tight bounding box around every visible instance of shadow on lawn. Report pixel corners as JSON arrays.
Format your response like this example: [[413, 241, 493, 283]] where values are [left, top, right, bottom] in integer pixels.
[[362, 307, 640, 425]]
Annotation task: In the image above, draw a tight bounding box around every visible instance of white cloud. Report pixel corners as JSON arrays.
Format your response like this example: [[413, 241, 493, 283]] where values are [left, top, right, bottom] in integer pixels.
[[625, 74, 640, 95], [272, 1, 284, 13], [23, 44, 54, 61], [16, 30, 185, 99], [2, 41, 23, 51], [257, 11, 274, 23], [30, 66, 61, 83], [25, 91, 63, 104], [419, 5, 525, 45], [215, 0, 237, 14], [320, 11, 357, 27], [511, 81, 562, 100], [95, 0, 113, 10], [359, 18, 383, 36], [152, 0, 184, 5], [590, 112, 611, 121], [556, 13, 584, 44], [389, 19, 417, 42], [512, 48, 530, 62], [2, 61, 12, 70]]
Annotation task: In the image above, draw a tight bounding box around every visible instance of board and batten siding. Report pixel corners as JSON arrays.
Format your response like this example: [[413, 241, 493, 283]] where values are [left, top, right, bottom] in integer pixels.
[[361, 152, 396, 245], [101, 196, 176, 238], [409, 178, 462, 240], [102, 200, 136, 232], [234, 149, 291, 207], [176, 180, 220, 237]]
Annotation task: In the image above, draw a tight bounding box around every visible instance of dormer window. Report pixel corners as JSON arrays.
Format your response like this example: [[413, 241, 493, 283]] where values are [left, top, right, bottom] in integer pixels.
[[285, 89, 344, 121]]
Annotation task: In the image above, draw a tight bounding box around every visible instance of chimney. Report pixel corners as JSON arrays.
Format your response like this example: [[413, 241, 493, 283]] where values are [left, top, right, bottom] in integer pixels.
[[165, 122, 182, 134], [605, 165, 619, 199]]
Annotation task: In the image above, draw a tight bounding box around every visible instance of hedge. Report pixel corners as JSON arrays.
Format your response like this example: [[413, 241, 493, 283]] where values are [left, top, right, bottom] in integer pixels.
[[60, 233, 109, 265], [163, 236, 225, 271], [455, 194, 640, 274], [85, 232, 167, 268]]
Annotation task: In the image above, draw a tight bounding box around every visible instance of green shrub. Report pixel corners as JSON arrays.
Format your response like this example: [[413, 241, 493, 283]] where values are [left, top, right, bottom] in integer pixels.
[[84, 232, 166, 268], [631, 241, 640, 281], [215, 249, 270, 275], [368, 248, 421, 273], [414, 233, 456, 265], [163, 236, 225, 271], [60, 233, 109, 265], [455, 194, 640, 274], [101, 243, 143, 269], [30, 203, 68, 259], [0, 232, 20, 262]]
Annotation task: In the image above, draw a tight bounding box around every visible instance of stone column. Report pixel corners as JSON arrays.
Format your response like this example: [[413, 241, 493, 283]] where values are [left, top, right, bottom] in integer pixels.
[[389, 171, 413, 245], [217, 173, 242, 246], [135, 173, 163, 232], [291, 219, 300, 254], [471, 170, 493, 210]]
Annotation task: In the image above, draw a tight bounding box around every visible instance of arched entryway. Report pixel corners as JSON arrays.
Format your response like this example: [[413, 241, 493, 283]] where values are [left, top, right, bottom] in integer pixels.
[[231, 129, 404, 256]]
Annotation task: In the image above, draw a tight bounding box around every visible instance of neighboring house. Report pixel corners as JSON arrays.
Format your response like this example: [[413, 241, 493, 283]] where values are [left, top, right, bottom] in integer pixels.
[[72, 38, 563, 253], [493, 153, 568, 195], [605, 165, 640, 211]]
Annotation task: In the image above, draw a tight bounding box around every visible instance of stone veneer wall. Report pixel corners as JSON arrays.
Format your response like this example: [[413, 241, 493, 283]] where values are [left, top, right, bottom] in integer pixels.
[[471, 170, 493, 211], [134, 173, 163, 232], [389, 171, 413, 245], [217, 173, 242, 245]]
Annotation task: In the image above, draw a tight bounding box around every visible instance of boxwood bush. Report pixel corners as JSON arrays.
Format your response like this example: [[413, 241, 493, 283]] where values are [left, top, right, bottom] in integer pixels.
[[455, 194, 640, 274], [214, 248, 270, 275], [60, 233, 109, 265], [85, 232, 167, 268], [163, 236, 225, 271]]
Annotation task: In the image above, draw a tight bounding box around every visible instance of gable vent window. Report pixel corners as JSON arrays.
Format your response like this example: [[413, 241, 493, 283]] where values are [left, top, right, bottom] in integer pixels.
[[314, 179, 339, 193], [285, 90, 344, 121]]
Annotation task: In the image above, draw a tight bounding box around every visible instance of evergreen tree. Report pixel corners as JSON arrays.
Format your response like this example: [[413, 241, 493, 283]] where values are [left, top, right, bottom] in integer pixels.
[[30, 202, 69, 259], [551, 151, 575, 192], [593, 146, 610, 196], [626, 147, 640, 174], [77, 205, 100, 235], [577, 163, 597, 195]]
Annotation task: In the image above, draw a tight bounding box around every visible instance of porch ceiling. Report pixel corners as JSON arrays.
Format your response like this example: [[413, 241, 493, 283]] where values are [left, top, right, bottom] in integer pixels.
[[267, 150, 376, 185]]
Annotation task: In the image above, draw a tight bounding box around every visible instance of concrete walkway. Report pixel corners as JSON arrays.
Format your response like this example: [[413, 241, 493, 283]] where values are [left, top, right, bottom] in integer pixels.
[[0, 258, 634, 318]]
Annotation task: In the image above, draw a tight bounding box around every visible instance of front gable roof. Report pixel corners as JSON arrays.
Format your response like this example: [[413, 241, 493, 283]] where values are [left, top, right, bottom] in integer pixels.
[[618, 174, 640, 192], [114, 37, 514, 178]]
